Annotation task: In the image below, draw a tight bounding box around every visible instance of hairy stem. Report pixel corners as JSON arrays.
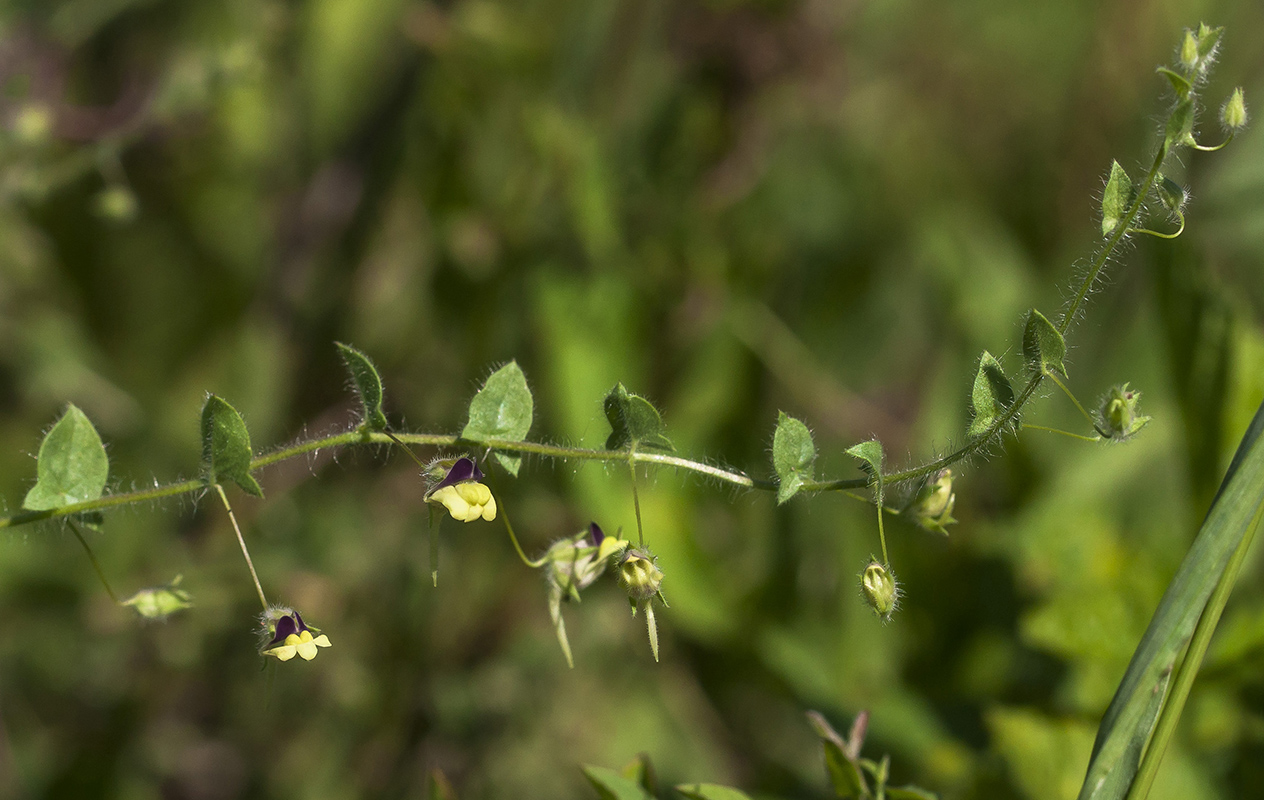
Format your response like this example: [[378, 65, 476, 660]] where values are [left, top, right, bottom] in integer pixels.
[[69, 521, 120, 604], [216, 484, 269, 611]]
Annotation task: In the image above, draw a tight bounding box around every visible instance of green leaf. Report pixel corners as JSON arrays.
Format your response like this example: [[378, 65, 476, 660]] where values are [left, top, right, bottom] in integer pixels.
[[461, 361, 534, 476], [582, 765, 655, 800], [1077, 400, 1264, 799], [22, 404, 109, 511], [335, 342, 388, 431], [772, 412, 816, 504], [886, 787, 939, 800], [675, 784, 753, 800], [807, 712, 868, 798], [847, 438, 885, 508], [604, 383, 674, 452], [1155, 66, 1192, 100], [1101, 160, 1132, 237], [200, 395, 263, 497], [1022, 309, 1067, 377], [967, 351, 1016, 439], [1165, 97, 1195, 148]]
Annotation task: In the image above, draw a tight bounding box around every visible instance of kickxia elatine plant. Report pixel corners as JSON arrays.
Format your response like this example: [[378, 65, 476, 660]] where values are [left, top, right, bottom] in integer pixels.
[[2, 23, 1260, 800]]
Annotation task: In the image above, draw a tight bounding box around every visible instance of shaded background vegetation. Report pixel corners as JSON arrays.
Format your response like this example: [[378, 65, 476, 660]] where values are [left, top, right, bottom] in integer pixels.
[[2, 0, 1264, 797]]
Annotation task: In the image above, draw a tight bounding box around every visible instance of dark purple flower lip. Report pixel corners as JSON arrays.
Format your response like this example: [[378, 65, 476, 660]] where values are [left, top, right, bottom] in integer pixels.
[[427, 457, 485, 496], [588, 522, 604, 546], [266, 611, 311, 647]]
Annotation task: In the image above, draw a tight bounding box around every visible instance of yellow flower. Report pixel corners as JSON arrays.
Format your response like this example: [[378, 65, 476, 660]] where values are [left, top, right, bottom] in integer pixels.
[[264, 629, 332, 661], [429, 481, 497, 522], [424, 457, 497, 522], [259, 608, 331, 662]]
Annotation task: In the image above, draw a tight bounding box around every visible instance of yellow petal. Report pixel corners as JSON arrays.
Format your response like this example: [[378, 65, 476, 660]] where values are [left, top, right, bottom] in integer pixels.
[[312, 634, 332, 648], [457, 482, 491, 505], [296, 640, 319, 660], [480, 494, 497, 521], [431, 486, 471, 521], [284, 633, 303, 646], [267, 645, 298, 661]]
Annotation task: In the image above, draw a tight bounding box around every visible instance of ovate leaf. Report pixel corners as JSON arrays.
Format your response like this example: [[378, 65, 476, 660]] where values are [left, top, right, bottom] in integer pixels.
[[200, 395, 263, 497], [968, 351, 1016, 439], [582, 765, 655, 800], [1101, 160, 1133, 237], [461, 361, 534, 476], [335, 342, 388, 431], [846, 439, 885, 507], [1022, 309, 1067, 377], [604, 383, 673, 452], [772, 412, 816, 504], [1155, 67, 1191, 100], [675, 785, 753, 800], [23, 404, 109, 510]]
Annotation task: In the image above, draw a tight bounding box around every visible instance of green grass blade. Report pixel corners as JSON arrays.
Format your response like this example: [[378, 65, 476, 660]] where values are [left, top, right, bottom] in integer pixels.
[[1078, 400, 1264, 800]]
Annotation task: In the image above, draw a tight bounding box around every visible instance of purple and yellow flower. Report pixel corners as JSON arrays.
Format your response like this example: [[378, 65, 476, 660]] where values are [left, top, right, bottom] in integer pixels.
[[260, 607, 331, 662], [425, 457, 497, 522], [543, 522, 629, 667]]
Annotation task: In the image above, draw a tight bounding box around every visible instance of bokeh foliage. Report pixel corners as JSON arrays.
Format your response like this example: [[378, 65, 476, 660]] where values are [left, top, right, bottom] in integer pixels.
[[2, 0, 1264, 798]]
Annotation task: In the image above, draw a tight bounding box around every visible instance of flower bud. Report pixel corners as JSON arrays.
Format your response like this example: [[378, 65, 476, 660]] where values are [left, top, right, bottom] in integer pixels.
[[860, 561, 899, 622], [1179, 29, 1199, 72], [1155, 176, 1187, 214], [121, 575, 194, 620], [909, 469, 956, 536], [1221, 87, 1248, 131], [618, 547, 664, 603], [1098, 383, 1151, 441]]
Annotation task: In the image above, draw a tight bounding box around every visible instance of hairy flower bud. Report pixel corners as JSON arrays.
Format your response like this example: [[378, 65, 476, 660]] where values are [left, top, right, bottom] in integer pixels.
[[909, 469, 956, 536], [618, 547, 664, 603], [122, 575, 193, 620], [861, 561, 899, 622], [1098, 383, 1151, 441], [1221, 87, 1248, 131], [1179, 30, 1199, 72]]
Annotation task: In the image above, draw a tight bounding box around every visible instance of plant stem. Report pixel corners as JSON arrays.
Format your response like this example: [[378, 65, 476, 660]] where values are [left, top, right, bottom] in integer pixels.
[[629, 455, 646, 548], [499, 499, 548, 569], [1045, 372, 1110, 437], [69, 521, 120, 604], [215, 484, 269, 611], [1022, 423, 1103, 443]]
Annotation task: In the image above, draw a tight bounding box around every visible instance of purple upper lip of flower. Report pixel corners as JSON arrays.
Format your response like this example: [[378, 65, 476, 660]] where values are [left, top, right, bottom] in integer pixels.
[[428, 457, 485, 496], [267, 611, 310, 647], [588, 522, 604, 546]]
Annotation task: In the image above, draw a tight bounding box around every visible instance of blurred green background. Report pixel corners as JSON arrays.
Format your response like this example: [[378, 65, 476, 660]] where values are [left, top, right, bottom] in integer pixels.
[[2, 0, 1264, 798]]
